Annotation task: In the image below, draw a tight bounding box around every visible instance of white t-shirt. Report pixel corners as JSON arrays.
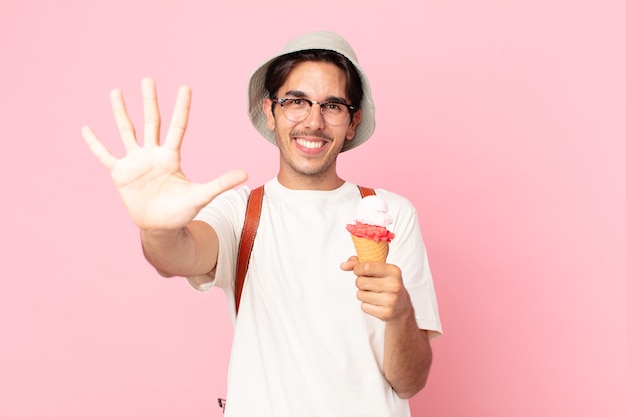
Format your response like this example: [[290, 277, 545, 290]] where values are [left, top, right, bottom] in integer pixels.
[[188, 178, 442, 417]]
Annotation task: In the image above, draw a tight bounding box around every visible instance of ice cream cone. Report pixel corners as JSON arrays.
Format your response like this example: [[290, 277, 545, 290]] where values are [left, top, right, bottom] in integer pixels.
[[351, 235, 388, 263]]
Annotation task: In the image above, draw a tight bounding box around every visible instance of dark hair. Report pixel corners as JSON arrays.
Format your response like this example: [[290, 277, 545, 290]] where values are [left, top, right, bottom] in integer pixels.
[[264, 49, 363, 112]]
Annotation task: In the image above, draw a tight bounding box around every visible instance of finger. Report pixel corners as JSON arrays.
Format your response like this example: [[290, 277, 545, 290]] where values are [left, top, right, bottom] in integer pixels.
[[340, 257, 359, 271], [356, 271, 401, 291], [356, 289, 374, 304], [190, 169, 249, 207], [357, 291, 388, 317], [353, 262, 386, 278], [355, 276, 384, 292], [359, 276, 406, 303], [142, 78, 161, 147], [81, 126, 117, 171], [163, 85, 192, 150], [110, 89, 138, 151], [360, 303, 390, 321]]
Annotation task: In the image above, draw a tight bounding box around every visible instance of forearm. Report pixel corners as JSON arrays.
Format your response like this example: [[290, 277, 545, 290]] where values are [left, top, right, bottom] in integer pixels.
[[383, 309, 433, 399], [140, 221, 217, 277]]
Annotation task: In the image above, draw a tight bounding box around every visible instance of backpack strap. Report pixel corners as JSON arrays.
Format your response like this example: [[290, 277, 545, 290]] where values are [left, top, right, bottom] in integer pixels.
[[234, 184, 375, 315], [358, 186, 375, 198], [235, 185, 264, 314]]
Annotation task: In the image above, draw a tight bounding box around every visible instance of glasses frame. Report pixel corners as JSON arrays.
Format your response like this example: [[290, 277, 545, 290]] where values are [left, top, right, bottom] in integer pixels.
[[272, 97, 356, 126]]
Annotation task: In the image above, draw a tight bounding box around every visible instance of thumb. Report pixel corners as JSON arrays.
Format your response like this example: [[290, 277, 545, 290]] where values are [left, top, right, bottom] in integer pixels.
[[340, 256, 359, 271], [192, 169, 248, 207]]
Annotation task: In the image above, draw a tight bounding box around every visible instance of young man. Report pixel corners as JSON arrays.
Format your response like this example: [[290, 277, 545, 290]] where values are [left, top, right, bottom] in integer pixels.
[[83, 31, 441, 416]]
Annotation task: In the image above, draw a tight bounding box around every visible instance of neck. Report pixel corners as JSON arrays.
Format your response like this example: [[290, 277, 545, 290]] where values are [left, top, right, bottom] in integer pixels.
[[277, 170, 344, 191]]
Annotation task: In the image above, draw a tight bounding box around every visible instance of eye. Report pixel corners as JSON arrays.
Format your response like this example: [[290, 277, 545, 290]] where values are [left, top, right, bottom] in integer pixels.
[[324, 102, 346, 112], [289, 98, 306, 106]]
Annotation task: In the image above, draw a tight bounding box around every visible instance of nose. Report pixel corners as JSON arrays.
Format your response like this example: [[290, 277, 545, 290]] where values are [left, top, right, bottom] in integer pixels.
[[303, 102, 325, 130]]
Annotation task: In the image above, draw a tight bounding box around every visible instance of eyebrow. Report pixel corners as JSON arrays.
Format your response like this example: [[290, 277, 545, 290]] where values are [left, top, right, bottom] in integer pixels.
[[284, 90, 349, 105]]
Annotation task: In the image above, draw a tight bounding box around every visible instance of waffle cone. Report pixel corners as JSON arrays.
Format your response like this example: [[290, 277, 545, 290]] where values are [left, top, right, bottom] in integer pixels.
[[351, 235, 388, 262]]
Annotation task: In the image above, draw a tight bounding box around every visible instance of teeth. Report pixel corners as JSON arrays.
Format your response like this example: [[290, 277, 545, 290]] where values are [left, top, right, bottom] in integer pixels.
[[296, 139, 324, 149]]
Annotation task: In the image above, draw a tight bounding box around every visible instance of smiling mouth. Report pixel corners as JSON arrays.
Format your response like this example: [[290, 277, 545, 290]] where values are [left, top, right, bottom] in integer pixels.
[[295, 138, 326, 149]]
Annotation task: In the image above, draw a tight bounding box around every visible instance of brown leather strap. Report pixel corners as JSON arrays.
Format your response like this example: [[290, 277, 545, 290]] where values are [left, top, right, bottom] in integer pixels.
[[358, 186, 375, 198], [235, 185, 264, 314], [234, 184, 375, 315]]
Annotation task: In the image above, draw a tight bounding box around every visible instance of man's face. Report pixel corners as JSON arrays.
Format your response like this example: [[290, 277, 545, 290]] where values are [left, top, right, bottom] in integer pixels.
[[263, 60, 362, 188]]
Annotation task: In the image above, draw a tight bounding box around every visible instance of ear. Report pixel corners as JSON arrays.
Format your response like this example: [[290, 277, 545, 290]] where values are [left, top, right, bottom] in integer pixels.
[[263, 98, 276, 131], [345, 108, 362, 140]]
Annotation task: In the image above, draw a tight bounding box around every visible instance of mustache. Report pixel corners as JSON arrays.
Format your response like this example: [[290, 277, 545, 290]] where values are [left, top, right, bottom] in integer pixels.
[[290, 130, 332, 141]]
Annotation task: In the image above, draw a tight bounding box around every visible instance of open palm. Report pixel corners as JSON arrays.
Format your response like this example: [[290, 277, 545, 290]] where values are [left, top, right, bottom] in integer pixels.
[[82, 78, 247, 230]]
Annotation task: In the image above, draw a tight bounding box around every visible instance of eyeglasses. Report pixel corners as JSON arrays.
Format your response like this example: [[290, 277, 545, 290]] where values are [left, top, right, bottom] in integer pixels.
[[272, 97, 355, 126]]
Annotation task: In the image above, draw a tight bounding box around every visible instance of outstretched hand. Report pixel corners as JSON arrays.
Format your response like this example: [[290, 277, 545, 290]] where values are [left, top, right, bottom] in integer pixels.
[[82, 78, 248, 230]]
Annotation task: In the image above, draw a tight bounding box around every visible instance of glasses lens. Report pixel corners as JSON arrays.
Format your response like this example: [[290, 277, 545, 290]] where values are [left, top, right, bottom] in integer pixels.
[[321, 103, 349, 125], [281, 99, 310, 122]]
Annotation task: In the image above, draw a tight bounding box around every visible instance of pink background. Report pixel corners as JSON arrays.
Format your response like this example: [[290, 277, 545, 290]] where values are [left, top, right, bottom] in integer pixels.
[[2, 1, 625, 416]]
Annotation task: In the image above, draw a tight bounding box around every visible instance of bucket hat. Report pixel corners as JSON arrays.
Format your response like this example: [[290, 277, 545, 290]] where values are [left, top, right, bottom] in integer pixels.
[[248, 31, 375, 152]]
